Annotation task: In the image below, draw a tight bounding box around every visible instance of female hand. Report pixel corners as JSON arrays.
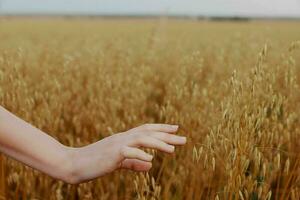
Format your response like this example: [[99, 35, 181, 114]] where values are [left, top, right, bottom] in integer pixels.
[[66, 124, 187, 184], [0, 106, 186, 184]]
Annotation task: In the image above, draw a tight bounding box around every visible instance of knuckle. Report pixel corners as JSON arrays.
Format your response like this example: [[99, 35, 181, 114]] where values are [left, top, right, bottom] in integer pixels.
[[135, 135, 144, 143], [144, 130, 152, 136], [142, 124, 151, 130], [120, 146, 127, 156], [161, 134, 169, 141]]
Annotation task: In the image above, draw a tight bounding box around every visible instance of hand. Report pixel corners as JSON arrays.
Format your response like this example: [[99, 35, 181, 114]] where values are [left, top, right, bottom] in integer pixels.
[[66, 124, 187, 184]]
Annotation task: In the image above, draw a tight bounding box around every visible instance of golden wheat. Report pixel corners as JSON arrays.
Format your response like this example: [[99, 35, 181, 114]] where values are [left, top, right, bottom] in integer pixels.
[[0, 18, 299, 199]]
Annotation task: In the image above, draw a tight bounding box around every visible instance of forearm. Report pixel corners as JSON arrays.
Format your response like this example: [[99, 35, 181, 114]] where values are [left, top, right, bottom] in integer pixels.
[[0, 106, 73, 183]]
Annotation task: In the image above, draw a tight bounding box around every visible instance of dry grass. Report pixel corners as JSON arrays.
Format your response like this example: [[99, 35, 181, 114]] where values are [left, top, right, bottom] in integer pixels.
[[0, 18, 300, 199]]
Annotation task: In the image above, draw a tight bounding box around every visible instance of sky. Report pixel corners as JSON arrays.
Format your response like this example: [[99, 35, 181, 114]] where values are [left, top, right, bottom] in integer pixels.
[[0, 0, 300, 17]]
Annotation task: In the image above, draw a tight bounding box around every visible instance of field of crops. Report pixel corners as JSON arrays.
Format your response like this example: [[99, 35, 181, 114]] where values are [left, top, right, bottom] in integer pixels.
[[0, 18, 300, 199]]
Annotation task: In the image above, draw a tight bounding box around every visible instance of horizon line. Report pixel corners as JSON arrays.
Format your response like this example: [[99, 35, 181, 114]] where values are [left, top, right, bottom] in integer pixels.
[[1, 13, 300, 20]]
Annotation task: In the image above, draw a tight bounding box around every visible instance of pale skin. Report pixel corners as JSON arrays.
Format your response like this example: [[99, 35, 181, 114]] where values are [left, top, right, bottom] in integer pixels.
[[0, 106, 186, 184]]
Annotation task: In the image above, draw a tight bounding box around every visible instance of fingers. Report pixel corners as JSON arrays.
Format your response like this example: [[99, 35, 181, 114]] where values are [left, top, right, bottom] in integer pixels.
[[121, 146, 153, 162], [149, 132, 187, 145], [132, 124, 179, 133], [131, 136, 175, 153], [118, 126, 187, 173], [121, 159, 152, 172]]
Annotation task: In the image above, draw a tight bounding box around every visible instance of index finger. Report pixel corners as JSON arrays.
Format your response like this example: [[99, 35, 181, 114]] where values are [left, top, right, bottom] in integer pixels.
[[131, 124, 179, 133]]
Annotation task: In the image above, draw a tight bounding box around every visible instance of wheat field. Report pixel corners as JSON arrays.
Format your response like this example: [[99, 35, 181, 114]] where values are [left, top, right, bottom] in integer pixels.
[[0, 18, 300, 199]]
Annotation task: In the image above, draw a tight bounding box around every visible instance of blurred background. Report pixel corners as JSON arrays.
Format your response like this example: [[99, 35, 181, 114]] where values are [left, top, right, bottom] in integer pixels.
[[0, 1, 300, 200]]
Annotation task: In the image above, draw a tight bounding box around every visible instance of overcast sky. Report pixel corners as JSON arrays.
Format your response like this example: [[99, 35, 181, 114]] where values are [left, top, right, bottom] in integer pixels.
[[0, 0, 300, 17]]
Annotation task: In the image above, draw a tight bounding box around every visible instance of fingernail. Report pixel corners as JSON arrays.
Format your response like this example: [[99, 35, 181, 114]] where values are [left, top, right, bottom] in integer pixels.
[[148, 155, 153, 161], [180, 136, 187, 143], [169, 145, 175, 152], [172, 125, 179, 130]]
